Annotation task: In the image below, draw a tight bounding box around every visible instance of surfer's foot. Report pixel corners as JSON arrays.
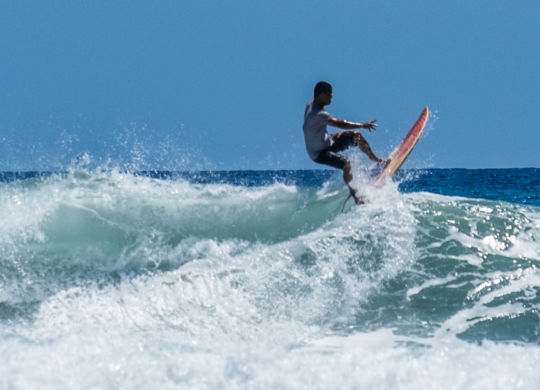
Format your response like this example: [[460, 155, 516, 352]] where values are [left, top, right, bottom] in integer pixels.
[[348, 186, 365, 205], [353, 195, 365, 205], [377, 158, 390, 168]]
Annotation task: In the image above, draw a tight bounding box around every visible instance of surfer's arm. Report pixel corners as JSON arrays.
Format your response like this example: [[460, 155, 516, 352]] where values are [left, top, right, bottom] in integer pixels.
[[328, 118, 377, 131]]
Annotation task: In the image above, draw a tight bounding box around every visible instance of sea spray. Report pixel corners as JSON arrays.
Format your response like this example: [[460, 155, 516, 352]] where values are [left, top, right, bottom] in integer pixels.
[[1, 168, 539, 389]]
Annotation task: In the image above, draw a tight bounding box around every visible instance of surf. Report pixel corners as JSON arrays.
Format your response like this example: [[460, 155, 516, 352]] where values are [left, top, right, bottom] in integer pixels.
[[1, 168, 539, 389]]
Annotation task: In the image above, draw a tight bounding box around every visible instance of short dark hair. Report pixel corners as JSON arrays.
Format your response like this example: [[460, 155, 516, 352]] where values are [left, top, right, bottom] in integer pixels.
[[314, 81, 332, 98]]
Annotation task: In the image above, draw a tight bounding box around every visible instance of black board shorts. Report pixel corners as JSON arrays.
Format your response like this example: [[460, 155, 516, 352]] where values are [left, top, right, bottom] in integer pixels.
[[314, 132, 356, 170]]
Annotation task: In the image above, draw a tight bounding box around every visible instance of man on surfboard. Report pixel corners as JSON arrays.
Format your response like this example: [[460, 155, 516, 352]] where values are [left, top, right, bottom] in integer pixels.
[[302, 81, 387, 204]]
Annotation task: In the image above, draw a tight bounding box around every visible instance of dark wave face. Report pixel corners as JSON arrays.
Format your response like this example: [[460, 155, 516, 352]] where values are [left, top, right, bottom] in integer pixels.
[[0, 169, 539, 389]]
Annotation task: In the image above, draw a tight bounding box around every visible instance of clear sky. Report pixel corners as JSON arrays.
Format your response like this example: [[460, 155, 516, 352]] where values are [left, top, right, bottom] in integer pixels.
[[1, 0, 539, 171]]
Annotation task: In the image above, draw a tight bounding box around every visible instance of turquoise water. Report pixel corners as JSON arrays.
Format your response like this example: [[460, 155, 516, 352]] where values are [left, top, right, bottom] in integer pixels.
[[0, 168, 539, 389]]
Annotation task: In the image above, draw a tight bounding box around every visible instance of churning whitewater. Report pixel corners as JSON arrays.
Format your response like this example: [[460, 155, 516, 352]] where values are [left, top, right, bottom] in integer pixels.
[[0, 169, 539, 389]]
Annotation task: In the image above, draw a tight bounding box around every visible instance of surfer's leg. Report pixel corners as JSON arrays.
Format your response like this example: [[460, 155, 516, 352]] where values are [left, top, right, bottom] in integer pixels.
[[314, 150, 347, 171], [330, 132, 387, 167], [352, 132, 386, 165], [329, 132, 353, 152], [315, 150, 351, 183], [342, 160, 352, 183], [343, 161, 364, 205], [317, 151, 364, 205], [315, 150, 364, 204]]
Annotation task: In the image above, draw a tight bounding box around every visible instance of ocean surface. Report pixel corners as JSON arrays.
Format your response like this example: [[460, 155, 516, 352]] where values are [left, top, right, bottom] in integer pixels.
[[1, 167, 539, 389]]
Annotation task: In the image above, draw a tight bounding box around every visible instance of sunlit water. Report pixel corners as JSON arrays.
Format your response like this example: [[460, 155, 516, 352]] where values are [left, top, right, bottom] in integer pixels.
[[1, 168, 539, 389]]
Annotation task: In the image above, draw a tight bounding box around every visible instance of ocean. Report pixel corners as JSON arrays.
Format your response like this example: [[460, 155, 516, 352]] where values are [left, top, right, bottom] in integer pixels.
[[1, 167, 539, 389]]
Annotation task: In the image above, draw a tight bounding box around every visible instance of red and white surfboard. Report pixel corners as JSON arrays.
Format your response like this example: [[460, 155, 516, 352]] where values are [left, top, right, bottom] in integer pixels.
[[372, 107, 429, 188]]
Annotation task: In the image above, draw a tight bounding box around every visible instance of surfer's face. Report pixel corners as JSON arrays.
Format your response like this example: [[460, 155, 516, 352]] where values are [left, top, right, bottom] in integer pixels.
[[318, 91, 332, 106]]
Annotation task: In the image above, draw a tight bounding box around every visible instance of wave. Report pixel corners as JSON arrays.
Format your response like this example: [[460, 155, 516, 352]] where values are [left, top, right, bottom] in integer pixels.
[[0, 170, 416, 321], [0, 170, 539, 344], [1, 169, 539, 388]]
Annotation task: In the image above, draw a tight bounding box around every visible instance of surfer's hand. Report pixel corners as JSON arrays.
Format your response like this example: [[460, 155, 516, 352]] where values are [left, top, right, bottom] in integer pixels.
[[362, 120, 377, 131]]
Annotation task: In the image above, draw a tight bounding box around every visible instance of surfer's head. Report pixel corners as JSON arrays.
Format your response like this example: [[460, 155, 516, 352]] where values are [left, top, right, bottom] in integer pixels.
[[314, 81, 332, 106]]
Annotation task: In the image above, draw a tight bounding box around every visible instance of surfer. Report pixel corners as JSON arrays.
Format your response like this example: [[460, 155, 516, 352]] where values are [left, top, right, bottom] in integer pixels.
[[302, 81, 387, 204]]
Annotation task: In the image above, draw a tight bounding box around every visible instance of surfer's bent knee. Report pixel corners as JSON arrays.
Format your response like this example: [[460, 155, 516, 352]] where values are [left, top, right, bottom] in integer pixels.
[[353, 132, 368, 147]]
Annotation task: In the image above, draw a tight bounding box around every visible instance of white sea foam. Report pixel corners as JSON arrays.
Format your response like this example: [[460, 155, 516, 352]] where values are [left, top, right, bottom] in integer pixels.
[[1, 171, 539, 389]]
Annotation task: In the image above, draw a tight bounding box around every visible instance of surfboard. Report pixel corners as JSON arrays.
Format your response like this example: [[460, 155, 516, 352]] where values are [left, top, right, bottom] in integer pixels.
[[372, 107, 429, 188]]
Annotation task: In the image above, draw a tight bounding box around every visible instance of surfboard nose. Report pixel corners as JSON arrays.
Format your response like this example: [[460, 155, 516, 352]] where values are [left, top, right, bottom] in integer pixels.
[[372, 107, 430, 189]]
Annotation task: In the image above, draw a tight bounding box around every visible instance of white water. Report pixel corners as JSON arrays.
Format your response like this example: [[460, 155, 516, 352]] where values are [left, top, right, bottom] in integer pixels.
[[1, 171, 539, 389]]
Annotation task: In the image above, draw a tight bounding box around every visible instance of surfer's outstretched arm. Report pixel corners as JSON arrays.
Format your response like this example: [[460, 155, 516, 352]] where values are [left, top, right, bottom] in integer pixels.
[[328, 117, 377, 131]]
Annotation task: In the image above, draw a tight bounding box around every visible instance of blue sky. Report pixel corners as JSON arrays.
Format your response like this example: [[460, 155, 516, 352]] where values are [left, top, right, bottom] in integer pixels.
[[1, 0, 539, 170]]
